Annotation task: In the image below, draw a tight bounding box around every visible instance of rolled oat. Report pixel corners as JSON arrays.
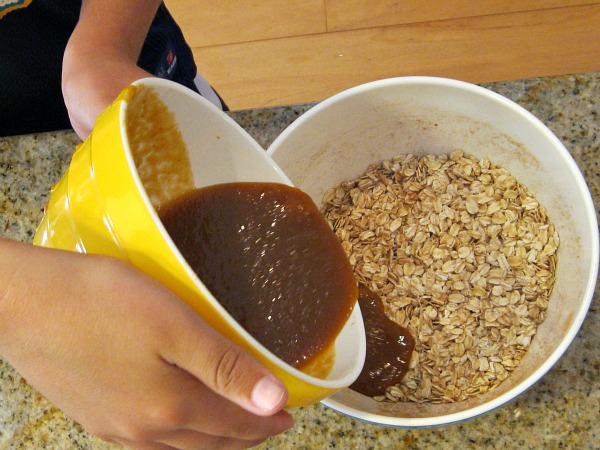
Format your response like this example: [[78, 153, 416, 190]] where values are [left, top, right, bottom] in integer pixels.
[[322, 150, 558, 403]]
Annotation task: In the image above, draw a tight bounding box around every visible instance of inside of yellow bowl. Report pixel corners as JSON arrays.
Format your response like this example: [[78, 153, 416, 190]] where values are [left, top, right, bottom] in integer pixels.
[[124, 83, 194, 209], [117, 79, 366, 395]]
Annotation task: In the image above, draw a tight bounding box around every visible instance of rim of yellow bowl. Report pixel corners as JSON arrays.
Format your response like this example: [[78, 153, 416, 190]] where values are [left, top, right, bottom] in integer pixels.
[[116, 78, 366, 391]]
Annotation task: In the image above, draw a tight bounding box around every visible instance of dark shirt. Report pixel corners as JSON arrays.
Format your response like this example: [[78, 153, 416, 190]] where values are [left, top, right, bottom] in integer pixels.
[[0, 0, 204, 136]]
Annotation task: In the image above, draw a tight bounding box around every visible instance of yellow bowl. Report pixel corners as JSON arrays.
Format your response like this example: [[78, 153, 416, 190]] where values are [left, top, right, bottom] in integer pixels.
[[34, 78, 366, 407]]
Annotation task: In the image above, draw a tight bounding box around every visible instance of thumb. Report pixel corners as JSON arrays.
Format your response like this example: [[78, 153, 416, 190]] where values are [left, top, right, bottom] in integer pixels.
[[167, 314, 289, 417]]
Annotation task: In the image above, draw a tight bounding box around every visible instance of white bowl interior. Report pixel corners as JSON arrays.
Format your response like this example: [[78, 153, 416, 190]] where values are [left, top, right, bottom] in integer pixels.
[[267, 77, 598, 425], [129, 78, 366, 390]]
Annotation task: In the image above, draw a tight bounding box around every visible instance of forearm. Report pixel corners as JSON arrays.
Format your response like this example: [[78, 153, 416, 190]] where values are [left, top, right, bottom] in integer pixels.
[[0, 238, 22, 347], [62, 0, 163, 138], [67, 0, 162, 64], [0, 239, 74, 359], [0, 238, 50, 357]]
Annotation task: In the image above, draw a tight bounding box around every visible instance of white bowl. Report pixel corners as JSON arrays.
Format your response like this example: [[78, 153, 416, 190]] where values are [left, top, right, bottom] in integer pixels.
[[267, 77, 598, 426]]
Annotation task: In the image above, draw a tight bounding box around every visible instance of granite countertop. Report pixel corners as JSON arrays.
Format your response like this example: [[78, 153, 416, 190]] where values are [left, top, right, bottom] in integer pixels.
[[1, 73, 598, 449]]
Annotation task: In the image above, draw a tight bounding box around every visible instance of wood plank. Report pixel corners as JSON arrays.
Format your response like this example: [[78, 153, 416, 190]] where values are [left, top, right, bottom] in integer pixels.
[[164, 0, 327, 47], [325, 0, 600, 31], [192, 5, 600, 110]]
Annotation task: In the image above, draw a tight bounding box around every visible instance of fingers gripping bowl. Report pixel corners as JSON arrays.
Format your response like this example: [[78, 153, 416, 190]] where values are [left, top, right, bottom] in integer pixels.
[[267, 77, 598, 426], [33, 78, 366, 407]]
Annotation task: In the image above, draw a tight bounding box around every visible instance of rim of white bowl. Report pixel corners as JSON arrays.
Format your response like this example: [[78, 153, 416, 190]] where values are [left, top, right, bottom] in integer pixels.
[[265, 76, 598, 426]]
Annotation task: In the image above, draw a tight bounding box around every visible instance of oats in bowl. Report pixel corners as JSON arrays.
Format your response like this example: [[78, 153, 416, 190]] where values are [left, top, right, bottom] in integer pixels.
[[322, 150, 559, 403], [268, 76, 596, 426]]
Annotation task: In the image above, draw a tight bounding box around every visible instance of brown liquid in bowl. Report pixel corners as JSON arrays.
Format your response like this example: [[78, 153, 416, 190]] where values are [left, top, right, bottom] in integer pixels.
[[159, 182, 358, 372]]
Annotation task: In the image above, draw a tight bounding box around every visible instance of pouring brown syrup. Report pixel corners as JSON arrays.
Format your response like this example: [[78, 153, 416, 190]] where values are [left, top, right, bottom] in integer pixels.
[[350, 285, 415, 397]]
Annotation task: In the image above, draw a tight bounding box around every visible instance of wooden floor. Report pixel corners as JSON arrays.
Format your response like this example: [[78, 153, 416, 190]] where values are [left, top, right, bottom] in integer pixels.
[[163, 0, 600, 110]]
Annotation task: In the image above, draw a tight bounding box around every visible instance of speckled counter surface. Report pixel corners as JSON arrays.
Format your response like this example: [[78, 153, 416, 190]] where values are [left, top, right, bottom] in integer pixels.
[[1, 73, 598, 449]]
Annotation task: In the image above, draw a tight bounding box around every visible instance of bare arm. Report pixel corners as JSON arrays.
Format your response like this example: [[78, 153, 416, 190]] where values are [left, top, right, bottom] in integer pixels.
[[62, 0, 163, 139], [0, 238, 292, 448]]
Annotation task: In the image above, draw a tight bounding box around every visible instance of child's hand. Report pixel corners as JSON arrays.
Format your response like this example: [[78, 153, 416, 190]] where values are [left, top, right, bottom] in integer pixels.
[[0, 239, 293, 449]]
